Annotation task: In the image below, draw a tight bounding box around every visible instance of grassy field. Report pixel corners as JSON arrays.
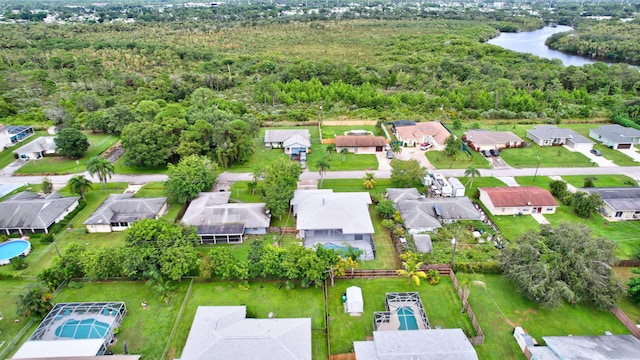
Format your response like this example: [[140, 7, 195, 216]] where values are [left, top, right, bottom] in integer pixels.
[[462, 273, 630, 360], [320, 178, 393, 196], [559, 174, 637, 188], [327, 277, 474, 354], [15, 133, 118, 175], [320, 125, 378, 139], [113, 156, 168, 175], [426, 150, 492, 169], [168, 280, 327, 360], [0, 131, 47, 170], [360, 207, 398, 270], [0, 280, 37, 355], [499, 143, 593, 168], [229, 181, 264, 203], [613, 267, 640, 324], [307, 147, 379, 171]]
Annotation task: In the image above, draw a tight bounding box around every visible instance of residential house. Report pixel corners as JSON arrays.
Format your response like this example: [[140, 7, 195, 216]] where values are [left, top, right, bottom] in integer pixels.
[[335, 135, 387, 154], [182, 192, 270, 244], [582, 187, 640, 221], [0, 125, 34, 150], [13, 136, 57, 160], [0, 191, 80, 235], [478, 186, 558, 216], [83, 194, 168, 233], [394, 122, 450, 149], [463, 130, 524, 151], [264, 129, 311, 155], [291, 190, 375, 260], [526, 125, 594, 151], [180, 306, 311, 360], [513, 327, 640, 360], [393, 195, 482, 233], [388, 120, 416, 134], [589, 124, 640, 149]]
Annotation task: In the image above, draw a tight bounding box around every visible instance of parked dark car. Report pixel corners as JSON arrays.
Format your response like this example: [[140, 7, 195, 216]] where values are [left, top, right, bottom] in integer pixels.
[[590, 149, 602, 156], [489, 149, 499, 157], [481, 150, 491, 157]]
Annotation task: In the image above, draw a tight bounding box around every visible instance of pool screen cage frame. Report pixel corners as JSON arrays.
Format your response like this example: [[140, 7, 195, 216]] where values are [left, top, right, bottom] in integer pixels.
[[373, 292, 430, 331], [29, 301, 126, 348]]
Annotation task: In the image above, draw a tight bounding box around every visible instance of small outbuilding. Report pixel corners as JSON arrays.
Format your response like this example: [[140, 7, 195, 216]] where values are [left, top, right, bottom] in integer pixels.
[[346, 286, 364, 316]]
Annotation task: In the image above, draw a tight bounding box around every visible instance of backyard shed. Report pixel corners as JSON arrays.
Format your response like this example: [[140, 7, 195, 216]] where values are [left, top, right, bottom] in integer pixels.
[[346, 286, 364, 316]]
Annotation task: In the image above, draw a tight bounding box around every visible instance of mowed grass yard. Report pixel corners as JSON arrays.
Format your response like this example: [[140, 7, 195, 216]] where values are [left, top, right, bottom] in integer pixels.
[[327, 277, 474, 355], [426, 149, 492, 169], [168, 280, 327, 360], [0, 280, 38, 358], [462, 274, 631, 360], [320, 125, 378, 139], [15, 132, 118, 175]]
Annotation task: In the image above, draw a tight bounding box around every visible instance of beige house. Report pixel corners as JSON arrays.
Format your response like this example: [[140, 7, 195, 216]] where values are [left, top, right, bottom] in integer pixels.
[[394, 122, 450, 149], [464, 130, 524, 151], [335, 135, 387, 154], [479, 186, 558, 216], [84, 194, 168, 233]]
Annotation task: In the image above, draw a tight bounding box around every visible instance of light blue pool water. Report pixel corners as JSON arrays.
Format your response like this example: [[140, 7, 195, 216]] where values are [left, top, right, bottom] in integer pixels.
[[322, 243, 360, 253], [397, 306, 419, 330], [0, 240, 30, 263], [55, 318, 110, 339]]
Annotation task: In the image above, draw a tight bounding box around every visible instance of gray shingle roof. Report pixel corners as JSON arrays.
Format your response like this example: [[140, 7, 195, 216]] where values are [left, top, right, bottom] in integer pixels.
[[464, 130, 523, 145], [396, 197, 482, 230], [591, 124, 640, 144], [582, 187, 640, 211], [413, 234, 433, 253], [386, 188, 422, 203], [182, 192, 270, 230], [12, 136, 56, 155], [0, 191, 79, 230], [527, 126, 593, 144], [264, 129, 310, 143], [83, 194, 167, 225], [292, 190, 373, 234], [354, 329, 478, 360], [282, 133, 311, 148], [542, 335, 640, 360], [180, 306, 311, 360]]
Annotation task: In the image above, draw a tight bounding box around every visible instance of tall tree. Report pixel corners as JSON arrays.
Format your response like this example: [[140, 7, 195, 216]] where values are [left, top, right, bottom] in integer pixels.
[[262, 158, 303, 220], [444, 135, 462, 158], [390, 159, 424, 188], [501, 223, 623, 310], [16, 282, 54, 318], [325, 143, 336, 159], [42, 177, 53, 195], [316, 158, 330, 188], [572, 191, 603, 218], [67, 175, 92, 200], [463, 165, 481, 187], [164, 155, 218, 204], [340, 147, 349, 162], [54, 128, 90, 159], [86, 157, 114, 188]]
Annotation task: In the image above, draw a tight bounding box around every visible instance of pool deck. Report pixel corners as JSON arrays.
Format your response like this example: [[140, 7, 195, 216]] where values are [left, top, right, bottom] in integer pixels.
[[376, 303, 428, 331], [38, 312, 116, 341]]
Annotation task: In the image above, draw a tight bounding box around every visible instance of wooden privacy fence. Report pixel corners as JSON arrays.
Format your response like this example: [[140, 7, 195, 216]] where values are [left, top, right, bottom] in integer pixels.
[[615, 260, 640, 267], [330, 353, 356, 360], [611, 307, 640, 339], [448, 269, 485, 345]]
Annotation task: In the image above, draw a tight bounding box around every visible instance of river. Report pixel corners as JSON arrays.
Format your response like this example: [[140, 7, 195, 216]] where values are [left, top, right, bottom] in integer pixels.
[[487, 25, 639, 69]]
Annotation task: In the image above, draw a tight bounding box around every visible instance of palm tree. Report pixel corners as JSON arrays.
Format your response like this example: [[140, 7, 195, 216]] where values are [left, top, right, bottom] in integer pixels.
[[325, 143, 336, 159], [460, 279, 486, 312], [67, 175, 93, 200], [340, 148, 349, 162], [397, 260, 427, 286], [391, 142, 402, 158], [86, 156, 114, 188], [464, 164, 481, 187], [317, 158, 330, 188], [363, 172, 376, 190]]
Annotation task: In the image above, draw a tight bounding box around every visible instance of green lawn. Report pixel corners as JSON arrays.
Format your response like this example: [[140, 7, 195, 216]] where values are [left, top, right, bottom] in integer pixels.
[[229, 181, 264, 203], [57, 182, 128, 228], [0, 131, 47, 170], [308, 147, 378, 171], [113, 156, 168, 175], [463, 274, 630, 360], [463, 177, 509, 198], [320, 125, 378, 139], [320, 178, 393, 196], [513, 176, 554, 190], [559, 174, 637, 188], [52, 281, 190, 359], [15, 133, 118, 175], [168, 280, 327, 360], [499, 143, 593, 168], [0, 280, 37, 357], [614, 267, 640, 324], [360, 207, 399, 270], [426, 150, 491, 170], [327, 277, 474, 354]]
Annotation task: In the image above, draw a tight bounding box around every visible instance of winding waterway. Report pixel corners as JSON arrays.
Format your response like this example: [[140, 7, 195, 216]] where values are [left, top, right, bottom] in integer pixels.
[[487, 25, 639, 70]]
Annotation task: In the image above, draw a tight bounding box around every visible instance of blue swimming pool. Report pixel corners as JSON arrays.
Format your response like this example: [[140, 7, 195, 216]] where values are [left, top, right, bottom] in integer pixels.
[[0, 239, 31, 265], [322, 243, 360, 254], [55, 318, 110, 339], [397, 307, 419, 330]]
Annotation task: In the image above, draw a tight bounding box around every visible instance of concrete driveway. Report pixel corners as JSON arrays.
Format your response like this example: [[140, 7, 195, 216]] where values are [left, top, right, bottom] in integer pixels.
[[0, 159, 28, 177], [397, 147, 435, 170], [568, 146, 617, 167], [375, 152, 392, 171], [617, 148, 640, 163]]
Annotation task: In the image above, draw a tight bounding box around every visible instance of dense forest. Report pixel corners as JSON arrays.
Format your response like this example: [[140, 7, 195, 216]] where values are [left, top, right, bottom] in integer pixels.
[[1, 2, 640, 167]]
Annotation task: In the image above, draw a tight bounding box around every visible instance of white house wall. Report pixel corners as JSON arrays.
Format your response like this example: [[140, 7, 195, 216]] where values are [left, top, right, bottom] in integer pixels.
[[86, 224, 113, 233], [336, 146, 377, 154]]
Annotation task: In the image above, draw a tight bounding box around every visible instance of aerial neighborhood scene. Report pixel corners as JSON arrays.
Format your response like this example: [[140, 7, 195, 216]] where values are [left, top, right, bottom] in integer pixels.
[[2, 0, 640, 359]]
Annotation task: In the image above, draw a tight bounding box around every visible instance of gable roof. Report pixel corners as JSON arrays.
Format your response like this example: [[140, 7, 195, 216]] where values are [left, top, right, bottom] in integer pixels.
[[527, 126, 593, 144], [182, 192, 270, 231], [282, 133, 311, 148], [264, 129, 310, 143], [582, 187, 640, 211], [386, 188, 422, 204], [591, 124, 640, 143], [180, 306, 311, 360], [335, 135, 386, 147], [464, 130, 523, 145], [479, 187, 558, 208], [395, 122, 450, 145], [83, 194, 167, 225], [13, 136, 56, 155], [292, 190, 373, 234], [353, 329, 478, 360], [396, 197, 482, 230], [0, 192, 80, 230]]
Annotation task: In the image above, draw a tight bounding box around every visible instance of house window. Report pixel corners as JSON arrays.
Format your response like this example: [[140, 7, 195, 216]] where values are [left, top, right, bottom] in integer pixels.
[[354, 234, 363, 240], [615, 211, 623, 218], [546, 208, 554, 212]]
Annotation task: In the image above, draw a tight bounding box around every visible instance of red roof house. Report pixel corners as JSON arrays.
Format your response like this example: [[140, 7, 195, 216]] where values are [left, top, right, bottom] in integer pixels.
[[478, 186, 558, 216]]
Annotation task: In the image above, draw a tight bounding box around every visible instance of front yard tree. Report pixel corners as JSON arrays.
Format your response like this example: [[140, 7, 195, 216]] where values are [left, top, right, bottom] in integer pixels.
[[55, 128, 90, 159], [86, 157, 114, 188], [444, 135, 462, 157], [164, 155, 218, 204], [325, 143, 336, 159], [263, 158, 303, 220], [317, 158, 330, 187], [363, 172, 376, 190], [121, 121, 173, 168], [572, 191, 603, 218], [42, 177, 53, 194], [376, 199, 396, 219], [390, 159, 425, 188], [464, 165, 481, 187], [501, 223, 623, 310], [67, 175, 93, 200], [549, 179, 568, 198]]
